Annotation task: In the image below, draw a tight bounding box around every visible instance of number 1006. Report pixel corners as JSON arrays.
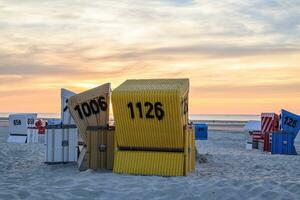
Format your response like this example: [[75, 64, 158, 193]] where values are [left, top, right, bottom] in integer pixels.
[[74, 96, 107, 119]]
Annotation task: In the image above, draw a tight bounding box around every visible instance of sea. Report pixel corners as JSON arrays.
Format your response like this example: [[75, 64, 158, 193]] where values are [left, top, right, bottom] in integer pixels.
[[0, 113, 260, 122], [189, 114, 260, 122]]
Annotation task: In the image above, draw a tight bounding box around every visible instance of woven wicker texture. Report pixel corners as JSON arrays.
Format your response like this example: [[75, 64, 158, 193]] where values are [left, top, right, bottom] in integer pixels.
[[112, 79, 189, 148], [113, 150, 185, 176], [113, 126, 195, 176]]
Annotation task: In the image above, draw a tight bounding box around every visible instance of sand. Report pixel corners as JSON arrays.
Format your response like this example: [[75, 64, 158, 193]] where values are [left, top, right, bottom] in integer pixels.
[[0, 130, 300, 200]]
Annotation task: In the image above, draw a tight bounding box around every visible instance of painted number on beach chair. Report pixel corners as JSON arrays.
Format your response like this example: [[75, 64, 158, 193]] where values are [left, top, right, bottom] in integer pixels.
[[127, 102, 164, 120], [284, 116, 298, 128], [74, 96, 108, 119], [27, 118, 35, 125], [13, 119, 21, 125]]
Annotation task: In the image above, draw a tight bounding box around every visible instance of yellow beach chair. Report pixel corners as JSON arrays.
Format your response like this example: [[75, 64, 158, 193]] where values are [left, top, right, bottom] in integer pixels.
[[112, 79, 195, 176]]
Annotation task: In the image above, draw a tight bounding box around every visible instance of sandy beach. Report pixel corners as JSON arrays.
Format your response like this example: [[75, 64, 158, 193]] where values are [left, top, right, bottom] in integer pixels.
[[1, 0, 299, 198], [1, 129, 300, 200]]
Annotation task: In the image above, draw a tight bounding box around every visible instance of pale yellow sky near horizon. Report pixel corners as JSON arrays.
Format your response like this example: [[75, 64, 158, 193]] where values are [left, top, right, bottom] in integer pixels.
[[0, 0, 300, 114]]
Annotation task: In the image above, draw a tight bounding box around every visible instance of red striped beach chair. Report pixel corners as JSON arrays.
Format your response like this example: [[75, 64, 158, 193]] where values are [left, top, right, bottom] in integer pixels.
[[261, 113, 279, 152]]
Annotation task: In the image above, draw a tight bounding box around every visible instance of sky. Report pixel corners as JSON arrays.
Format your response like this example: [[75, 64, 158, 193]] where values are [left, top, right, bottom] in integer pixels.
[[0, 0, 300, 115]]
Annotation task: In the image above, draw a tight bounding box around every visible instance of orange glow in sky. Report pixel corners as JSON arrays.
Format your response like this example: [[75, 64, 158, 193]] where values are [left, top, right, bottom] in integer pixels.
[[0, 1, 299, 114]]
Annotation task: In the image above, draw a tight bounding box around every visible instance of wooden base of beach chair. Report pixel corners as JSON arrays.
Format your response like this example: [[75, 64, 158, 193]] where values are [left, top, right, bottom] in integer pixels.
[[77, 146, 88, 171], [87, 127, 115, 170], [45, 125, 78, 163]]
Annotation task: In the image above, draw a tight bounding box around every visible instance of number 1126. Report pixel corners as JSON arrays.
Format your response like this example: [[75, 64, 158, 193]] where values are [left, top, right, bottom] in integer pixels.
[[127, 101, 164, 120]]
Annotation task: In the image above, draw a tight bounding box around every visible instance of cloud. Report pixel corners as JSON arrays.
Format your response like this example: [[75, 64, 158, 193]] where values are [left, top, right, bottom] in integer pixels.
[[0, 0, 299, 113], [0, 62, 80, 76], [95, 45, 300, 61], [191, 83, 300, 98]]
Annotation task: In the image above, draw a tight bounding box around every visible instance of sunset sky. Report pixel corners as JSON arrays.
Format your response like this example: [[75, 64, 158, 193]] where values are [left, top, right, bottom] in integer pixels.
[[0, 0, 299, 114]]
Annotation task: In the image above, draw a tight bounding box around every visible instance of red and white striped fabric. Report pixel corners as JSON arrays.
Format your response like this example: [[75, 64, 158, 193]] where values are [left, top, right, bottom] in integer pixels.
[[261, 113, 279, 134], [261, 113, 279, 152]]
